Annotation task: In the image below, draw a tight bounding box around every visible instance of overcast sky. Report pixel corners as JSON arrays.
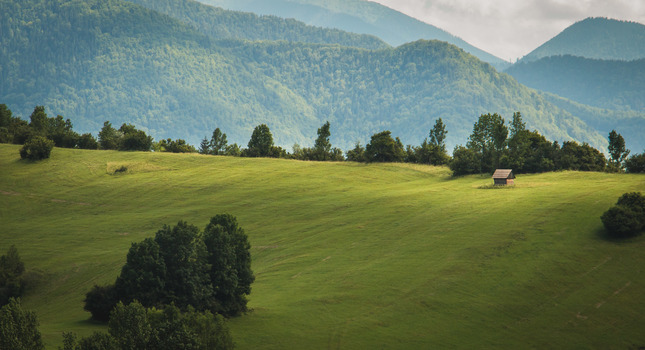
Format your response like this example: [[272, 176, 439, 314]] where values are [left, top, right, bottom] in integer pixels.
[[368, 0, 645, 61]]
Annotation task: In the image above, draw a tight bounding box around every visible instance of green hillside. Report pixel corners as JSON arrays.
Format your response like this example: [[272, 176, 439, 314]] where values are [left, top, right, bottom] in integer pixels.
[[1, 145, 645, 349], [196, 0, 510, 69], [221, 39, 606, 151], [521, 17, 645, 62], [0, 0, 613, 152]]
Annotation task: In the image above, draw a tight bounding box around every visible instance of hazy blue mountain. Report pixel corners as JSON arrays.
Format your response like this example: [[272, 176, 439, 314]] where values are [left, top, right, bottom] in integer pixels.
[[506, 55, 645, 112], [3, 0, 632, 153], [521, 17, 645, 62], [543, 92, 645, 152], [195, 0, 510, 70], [126, 0, 389, 50]]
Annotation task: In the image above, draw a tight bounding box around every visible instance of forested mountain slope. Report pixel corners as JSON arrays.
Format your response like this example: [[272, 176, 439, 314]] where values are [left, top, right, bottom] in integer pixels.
[[506, 56, 645, 112], [0, 0, 321, 146], [195, 0, 510, 70], [521, 17, 645, 62], [125, 0, 389, 50], [0, 0, 615, 151], [221, 39, 606, 150]]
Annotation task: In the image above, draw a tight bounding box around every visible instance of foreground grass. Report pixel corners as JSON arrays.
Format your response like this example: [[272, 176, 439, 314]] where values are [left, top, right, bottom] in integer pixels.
[[1, 144, 644, 349]]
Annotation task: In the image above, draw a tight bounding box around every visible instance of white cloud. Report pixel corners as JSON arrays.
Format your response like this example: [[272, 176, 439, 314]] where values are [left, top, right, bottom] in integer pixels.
[[369, 0, 645, 61]]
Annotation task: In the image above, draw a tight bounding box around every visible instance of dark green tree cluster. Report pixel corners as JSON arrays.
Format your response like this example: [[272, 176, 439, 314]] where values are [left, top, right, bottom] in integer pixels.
[[405, 118, 451, 165], [154, 138, 196, 153], [84, 215, 254, 322], [241, 124, 286, 158], [1, 105, 99, 160], [1, 105, 98, 150], [0, 246, 25, 306], [625, 151, 645, 173], [558, 140, 607, 172], [291, 121, 344, 161], [450, 112, 609, 176], [364, 130, 406, 163], [345, 119, 450, 165], [98, 122, 153, 152], [345, 142, 366, 162], [62, 301, 232, 350], [0, 104, 156, 157], [601, 192, 645, 238], [0, 298, 44, 350], [198, 128, 241, 156]]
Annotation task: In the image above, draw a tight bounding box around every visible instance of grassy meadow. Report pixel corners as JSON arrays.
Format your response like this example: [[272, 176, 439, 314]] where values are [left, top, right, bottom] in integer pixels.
[[1, 143, 644, 349]]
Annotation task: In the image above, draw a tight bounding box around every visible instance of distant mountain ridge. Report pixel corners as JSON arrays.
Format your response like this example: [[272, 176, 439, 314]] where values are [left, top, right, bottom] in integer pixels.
[[505, 16, 645, 146], [521, 17, 645, 62], [195, 0, 510, 70], [126, 0, 389, 49]]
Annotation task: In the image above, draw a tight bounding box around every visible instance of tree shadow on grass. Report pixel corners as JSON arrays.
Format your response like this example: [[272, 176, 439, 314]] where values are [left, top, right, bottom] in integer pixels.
[[593, 226, 643, 243]]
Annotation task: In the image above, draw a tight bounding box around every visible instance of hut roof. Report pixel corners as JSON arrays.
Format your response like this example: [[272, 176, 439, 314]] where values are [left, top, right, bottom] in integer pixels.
[[492, 169, 514, 179]]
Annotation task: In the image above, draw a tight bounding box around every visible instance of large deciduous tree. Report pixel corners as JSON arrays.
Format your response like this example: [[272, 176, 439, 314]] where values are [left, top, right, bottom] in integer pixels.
[[210, 128, 228, 155], [467, 113, 508, 173], [364, 130, 405, 163], [246, 124, 274, 157], [203, 214, 255, 316], [429, 118, 448, 152], [607, 130, 630, 172], [98, 121, 121, 150]]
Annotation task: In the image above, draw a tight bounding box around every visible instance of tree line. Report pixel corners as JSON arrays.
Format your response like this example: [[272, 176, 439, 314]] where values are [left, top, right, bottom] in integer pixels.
[[2, 103, 643, 174]]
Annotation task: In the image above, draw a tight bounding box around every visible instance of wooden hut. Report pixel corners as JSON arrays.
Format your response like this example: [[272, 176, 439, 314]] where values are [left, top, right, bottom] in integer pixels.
[[492, 169, 515, 186]]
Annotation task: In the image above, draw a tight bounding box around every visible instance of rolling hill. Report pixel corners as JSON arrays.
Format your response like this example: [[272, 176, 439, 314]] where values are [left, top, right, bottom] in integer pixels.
[[1, 145, 644, 349], [1, 0, 618, 153], [520, 17, 645, 62], [194, 0, 510, 70]]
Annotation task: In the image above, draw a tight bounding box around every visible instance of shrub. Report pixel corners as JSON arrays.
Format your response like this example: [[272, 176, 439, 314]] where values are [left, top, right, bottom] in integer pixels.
[[84, 284, 118, 322], [601, 192, 645, 238], [19, 136, 54, 160]]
